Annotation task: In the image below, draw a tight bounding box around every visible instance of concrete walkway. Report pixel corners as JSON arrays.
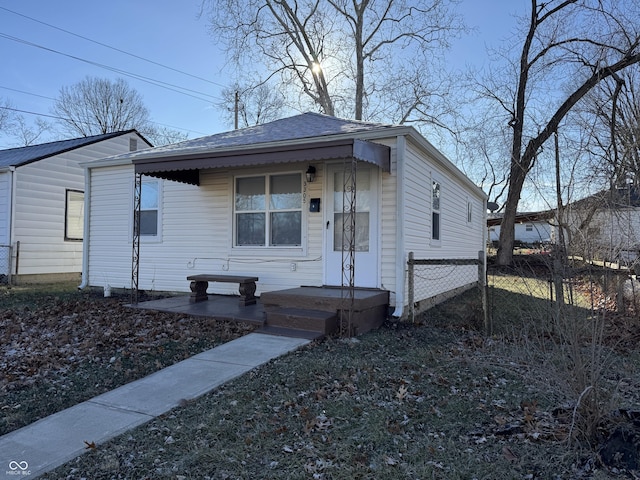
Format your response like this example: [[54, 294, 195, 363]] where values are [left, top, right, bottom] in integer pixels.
[[0, 333, 310, 479]]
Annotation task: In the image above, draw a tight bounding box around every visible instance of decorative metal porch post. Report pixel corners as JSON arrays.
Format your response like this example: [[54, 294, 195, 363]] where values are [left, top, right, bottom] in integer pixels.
[[131, 172, 142, 304], [341, 157, 357, 336]]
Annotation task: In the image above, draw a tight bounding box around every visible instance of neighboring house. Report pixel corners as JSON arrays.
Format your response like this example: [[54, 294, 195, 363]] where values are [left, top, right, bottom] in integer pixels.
[[562, 187, 640, 264], [0, 131, 152, 283], [487, 211, 554, 246], [82, 113, 487, 320]]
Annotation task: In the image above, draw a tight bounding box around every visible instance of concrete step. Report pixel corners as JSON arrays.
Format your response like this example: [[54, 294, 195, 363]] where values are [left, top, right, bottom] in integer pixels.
[[266, 307, 338, 335]]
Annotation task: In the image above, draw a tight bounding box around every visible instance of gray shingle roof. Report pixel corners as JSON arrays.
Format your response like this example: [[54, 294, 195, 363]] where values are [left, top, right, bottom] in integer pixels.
[[121, 112, 397, 161], [0, 130, 137, 168]]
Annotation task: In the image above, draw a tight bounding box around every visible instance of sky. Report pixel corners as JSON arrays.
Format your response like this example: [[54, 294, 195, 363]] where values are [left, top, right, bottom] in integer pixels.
[[0, 0, 526, 149]]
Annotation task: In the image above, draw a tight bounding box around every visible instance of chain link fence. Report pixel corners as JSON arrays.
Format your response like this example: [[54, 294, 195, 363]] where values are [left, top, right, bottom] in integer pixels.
[[487, 255, 638, 320], [407, 252, 488, 329], [0, 244, 12, 284], [406, 250, 638, 335]]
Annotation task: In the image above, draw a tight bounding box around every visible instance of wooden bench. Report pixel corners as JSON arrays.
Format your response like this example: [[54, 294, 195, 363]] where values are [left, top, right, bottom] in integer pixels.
[[187, 274, 259, 306]]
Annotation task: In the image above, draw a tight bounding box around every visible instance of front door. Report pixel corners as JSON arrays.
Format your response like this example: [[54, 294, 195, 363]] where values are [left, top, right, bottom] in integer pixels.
[[324, 164, 379, 287]]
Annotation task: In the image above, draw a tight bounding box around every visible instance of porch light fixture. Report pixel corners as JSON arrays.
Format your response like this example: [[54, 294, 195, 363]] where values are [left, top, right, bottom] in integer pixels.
[[306, 165, 316, 183]]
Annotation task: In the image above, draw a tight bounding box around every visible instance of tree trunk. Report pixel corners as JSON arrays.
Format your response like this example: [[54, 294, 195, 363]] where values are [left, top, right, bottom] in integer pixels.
[[496, 165, 526, 265]]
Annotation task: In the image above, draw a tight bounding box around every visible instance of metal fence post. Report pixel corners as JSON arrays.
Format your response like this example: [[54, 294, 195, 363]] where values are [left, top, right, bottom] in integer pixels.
[[478, 250, 490, 335], [408, 251, 415, 322]]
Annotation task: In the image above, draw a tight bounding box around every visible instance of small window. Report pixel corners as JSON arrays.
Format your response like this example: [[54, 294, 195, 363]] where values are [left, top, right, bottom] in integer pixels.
[[65, 189, 84, 241], [432, 180, 441, 241], [467, 201, 472, 223], [525, 224, 533, 232], [129, 137, 138, 151], [140, 180, 159, 236]]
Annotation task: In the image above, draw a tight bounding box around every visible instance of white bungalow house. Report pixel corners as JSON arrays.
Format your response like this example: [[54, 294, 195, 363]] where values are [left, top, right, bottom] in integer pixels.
[[562, 187, 640, 265], [81, 113, 487, 328], [0, 130, 151, 283]]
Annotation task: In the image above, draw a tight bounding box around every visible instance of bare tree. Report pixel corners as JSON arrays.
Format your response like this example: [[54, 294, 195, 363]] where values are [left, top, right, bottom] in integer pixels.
[[141, 125, 189, 147], [216, 83, 287, 128], [587, 68, 640, 188], [52, 76, 151, 137], [12, 116, 51, 146], [0, 98, 53, 147], [0, 98, 14, 134], [202, 0, 464, 123], [483, 0, 640, 265]]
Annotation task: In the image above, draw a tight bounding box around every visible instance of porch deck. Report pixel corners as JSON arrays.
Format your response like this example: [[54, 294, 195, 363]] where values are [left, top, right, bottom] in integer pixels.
[[132, 294, 265, 325], [132, 286, 390, 338]]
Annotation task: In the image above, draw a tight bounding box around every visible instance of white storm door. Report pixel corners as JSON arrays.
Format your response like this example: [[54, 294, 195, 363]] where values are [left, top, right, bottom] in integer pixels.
[[324, 164, 379, 287]]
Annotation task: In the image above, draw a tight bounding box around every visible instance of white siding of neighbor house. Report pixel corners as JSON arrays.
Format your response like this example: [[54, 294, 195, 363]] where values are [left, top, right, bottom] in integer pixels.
[[564, 207, 640, 262], [12, 134, 145, 276], [488, 221, 552, 244], [402, 139, 486, 304], [88, 162, 326, 296]]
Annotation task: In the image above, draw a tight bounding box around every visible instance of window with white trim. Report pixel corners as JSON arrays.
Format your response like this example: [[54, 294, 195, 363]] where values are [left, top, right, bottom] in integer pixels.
[[234, 173, 302, 247], [65, 189, 84, 241], [467, 200, 473, 224], [140, 179, 160, 237], [525, 223, 533, 232], [432, 180, 441, 241]]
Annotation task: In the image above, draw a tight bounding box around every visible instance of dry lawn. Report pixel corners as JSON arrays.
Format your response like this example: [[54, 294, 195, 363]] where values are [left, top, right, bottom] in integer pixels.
[[1, 281, 639, 479]]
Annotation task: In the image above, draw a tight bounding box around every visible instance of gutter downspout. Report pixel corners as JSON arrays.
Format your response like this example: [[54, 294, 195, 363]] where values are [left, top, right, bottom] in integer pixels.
[[392, 135, 406, 318], [78, 166, 91, 289]]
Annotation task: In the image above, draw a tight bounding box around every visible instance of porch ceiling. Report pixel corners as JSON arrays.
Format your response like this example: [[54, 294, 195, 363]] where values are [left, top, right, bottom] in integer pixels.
[[133, 138, 390, 185]]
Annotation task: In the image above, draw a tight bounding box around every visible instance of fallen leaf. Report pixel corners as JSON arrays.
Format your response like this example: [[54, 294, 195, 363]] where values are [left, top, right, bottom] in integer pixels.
[[84, 440, 96, 449], [396, 385, 408, 401], [384, 455, 398, 465], [502, 445, 518, 462]]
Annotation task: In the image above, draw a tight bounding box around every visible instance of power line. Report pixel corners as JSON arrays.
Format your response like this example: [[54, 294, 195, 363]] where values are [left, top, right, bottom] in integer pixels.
[[0, 5, 226, 90], [0, 105, 209, 137], [0, 84, 210, 135], [0, 32, 219, 104], [0, 85, 56, 101], [0, 84, 209, 137]]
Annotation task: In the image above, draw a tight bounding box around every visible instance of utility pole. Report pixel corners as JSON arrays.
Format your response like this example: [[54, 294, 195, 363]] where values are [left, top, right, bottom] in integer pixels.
[[234, 91, 239, 130]]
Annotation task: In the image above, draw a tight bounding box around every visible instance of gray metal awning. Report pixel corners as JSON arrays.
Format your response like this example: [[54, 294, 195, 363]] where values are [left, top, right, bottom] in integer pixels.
[[133, 138, 390, 185]]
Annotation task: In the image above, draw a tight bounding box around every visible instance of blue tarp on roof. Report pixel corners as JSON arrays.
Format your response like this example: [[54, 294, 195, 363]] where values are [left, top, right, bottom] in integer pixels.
[[0, 130, 136, 169]]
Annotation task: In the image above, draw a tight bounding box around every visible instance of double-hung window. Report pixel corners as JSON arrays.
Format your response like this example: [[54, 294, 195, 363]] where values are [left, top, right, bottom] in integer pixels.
[[235, 173, 302, 247], [139, 179, 160, 237]]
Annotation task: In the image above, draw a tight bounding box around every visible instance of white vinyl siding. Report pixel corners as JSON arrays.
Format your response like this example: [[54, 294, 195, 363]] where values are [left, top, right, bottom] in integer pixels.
[[88, 165, 323, 295], [378, 139, 398, 306], [10, 133, 148, 276], [489, 221, 552, 244], [0, 171, 10, 277], [0, 171, 10, 245], [401, 140, 485, 306]]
